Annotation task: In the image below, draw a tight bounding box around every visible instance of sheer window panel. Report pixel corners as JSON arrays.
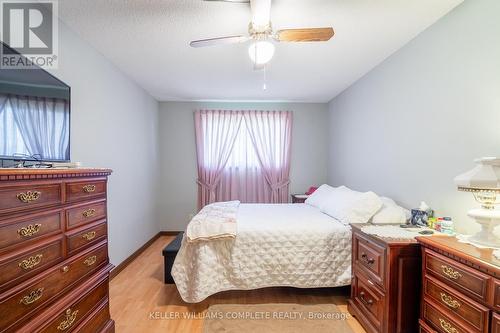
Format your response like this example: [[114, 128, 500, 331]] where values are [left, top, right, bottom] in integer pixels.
[[217, 123, 271, 203], [0, 97, 30, 158]]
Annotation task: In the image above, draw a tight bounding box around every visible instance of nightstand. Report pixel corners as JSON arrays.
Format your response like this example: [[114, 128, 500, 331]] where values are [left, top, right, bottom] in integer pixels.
[[348, 224, 421, 333], [291, 194, 308, 203]]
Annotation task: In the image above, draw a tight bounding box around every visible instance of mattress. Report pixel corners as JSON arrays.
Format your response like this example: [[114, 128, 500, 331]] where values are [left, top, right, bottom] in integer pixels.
[[172, 203, 352, 303]]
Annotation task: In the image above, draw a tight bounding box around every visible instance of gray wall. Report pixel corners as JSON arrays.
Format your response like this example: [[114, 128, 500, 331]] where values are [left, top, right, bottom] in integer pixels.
[[159, 101, 329, 231], [327, 0, 500, 234], [49, 22, 160, 265]]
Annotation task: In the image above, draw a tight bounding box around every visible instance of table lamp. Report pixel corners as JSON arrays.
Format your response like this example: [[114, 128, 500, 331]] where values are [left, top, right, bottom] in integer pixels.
[[454, 157, 500, 247]]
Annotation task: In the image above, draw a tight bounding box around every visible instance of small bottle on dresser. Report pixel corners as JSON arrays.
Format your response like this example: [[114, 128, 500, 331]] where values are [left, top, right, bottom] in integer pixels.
[[440, 217, 454, 235]]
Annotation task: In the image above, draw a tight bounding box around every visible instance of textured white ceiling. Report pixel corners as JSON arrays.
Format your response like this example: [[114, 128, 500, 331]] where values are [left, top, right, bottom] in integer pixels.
[[58, 0, 463, 102]]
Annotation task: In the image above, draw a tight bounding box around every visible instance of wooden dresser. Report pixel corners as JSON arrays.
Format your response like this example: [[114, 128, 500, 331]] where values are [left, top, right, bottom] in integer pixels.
[[348, 224, 421, 333], [0, 168, 114, 333], [417, 236, 500, 333]]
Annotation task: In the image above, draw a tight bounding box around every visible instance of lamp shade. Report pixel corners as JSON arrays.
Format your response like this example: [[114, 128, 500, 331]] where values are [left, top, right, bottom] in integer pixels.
[[454, 157, 500, 191]]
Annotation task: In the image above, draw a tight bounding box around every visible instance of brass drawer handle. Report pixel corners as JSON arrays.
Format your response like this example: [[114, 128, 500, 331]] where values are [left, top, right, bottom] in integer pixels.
[[82, 231, 96, 241], [441, 265, 462, 280], [19, 287, 44, 305], [82, 209, 96, 218], [82, 184, 96, 193], [18, 223, 42, 237], [361, 253, 375, 265], [57, 308, 79, 331], [440, 292, 461, 309], [61, 265, 69, 273], [359, 291, 373, 306], [439, 318, 458, 333], [17, 191, 41, 203], [19, 254, 43, 270], [83, 255, 97, 266]]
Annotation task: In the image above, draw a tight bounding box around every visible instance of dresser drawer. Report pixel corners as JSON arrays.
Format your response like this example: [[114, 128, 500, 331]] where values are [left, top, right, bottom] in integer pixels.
[[39, 278, 109, 333], [423, 275, 488, 332], [66, 221, 107, 255], [419, 319, 437, 333], [492, 313, 500, 333], [0, 242, 108, 332], [0, 237, 64, 291], [75, 300, 111, 333], [352, 273, 385, 331], [424, 249, 490, 303], [419, 326, 434, 333], [0, 183, 62, 216], [418, 319, 436, 333], [0, 210, 63, 251], [493, 279, 500, 311], [422, 298, 476, 333], [66, 201, 107, 230], [66, 180, 106, 203], [353, 232, 386, 287]]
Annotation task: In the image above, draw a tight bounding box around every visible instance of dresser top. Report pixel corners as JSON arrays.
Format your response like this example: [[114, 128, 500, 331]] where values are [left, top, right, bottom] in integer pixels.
[[417, 235, 500, 276], [0, 168, 112, 181]]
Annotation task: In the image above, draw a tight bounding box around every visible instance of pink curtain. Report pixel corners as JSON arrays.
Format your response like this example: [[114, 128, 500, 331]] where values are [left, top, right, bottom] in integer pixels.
[[195, 110, 293, 207], [194, 110, 243, 209], [243, 110, 293, 203]]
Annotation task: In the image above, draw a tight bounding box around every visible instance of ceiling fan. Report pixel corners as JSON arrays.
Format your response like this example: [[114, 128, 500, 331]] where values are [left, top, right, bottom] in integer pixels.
[[190, 0, 335, 69]]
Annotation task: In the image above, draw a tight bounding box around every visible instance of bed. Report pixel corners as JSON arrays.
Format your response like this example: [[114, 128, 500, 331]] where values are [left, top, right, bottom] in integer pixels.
[[172, 203, 352, 303]]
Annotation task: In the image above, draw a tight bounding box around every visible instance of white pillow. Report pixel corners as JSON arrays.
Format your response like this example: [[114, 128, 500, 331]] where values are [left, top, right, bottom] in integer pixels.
[[321, 186, 382, 225], [371, 197, 410, 224], [304, 184, 336, 209]]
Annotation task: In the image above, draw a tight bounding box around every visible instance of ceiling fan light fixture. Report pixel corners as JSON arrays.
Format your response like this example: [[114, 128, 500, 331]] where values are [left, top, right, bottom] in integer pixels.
[[248, 41, 275, 66]]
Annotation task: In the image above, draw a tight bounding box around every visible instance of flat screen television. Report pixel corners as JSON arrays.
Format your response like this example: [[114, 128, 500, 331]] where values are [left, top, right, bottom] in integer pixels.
[[0, 42, 70, 163]]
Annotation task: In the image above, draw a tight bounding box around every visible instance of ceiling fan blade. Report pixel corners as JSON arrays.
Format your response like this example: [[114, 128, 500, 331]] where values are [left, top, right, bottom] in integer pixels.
[[250, 0, 271, 30], [190, 35, 249, 48], [275, 27, 334, 42]]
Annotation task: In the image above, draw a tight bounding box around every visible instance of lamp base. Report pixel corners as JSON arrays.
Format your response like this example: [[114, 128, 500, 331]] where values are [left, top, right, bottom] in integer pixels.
[[468, 209, 500, 248]]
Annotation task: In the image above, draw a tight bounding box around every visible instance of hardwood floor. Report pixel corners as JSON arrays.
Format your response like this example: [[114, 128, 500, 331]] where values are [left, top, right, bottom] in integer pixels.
[[109, 235, 366, 332]]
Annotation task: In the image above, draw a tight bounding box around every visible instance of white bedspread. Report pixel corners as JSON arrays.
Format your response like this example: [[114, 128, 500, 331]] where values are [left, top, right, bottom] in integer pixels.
[[172, 203, 352, 303]]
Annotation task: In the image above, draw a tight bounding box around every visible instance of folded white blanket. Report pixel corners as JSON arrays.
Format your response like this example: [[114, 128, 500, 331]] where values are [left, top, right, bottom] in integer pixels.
[[186, 201, 240, 243]]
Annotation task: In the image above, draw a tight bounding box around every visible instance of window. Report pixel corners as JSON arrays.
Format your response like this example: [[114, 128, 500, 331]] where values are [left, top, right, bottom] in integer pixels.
[[0, 94, 69, 160], [0, 97, 30, 157], [195, 110, 292, 208], [221, 120, 261, 170]]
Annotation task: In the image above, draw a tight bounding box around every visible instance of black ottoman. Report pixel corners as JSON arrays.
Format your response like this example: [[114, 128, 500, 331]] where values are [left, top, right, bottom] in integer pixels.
[[162, 232, 184, 284]]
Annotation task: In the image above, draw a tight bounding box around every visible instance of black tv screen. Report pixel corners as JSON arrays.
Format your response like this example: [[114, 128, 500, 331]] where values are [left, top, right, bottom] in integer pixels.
[[0, 43, 70, 162]]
